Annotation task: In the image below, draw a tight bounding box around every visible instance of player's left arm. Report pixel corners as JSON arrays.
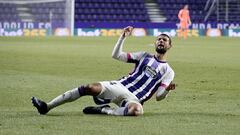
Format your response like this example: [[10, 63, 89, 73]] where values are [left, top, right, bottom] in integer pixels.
[[156, 70, 175, 101]]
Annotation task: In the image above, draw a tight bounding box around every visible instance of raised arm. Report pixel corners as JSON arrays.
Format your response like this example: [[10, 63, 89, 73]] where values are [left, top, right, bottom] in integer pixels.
[[112, 26, 133, 62]]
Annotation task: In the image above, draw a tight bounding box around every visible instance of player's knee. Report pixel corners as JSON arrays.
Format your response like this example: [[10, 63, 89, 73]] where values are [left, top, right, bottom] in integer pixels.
[[84, 84, 93, 91], [85, 84, 98, 91], [83, 83, 102, 96], [127, 103, 143, 116]]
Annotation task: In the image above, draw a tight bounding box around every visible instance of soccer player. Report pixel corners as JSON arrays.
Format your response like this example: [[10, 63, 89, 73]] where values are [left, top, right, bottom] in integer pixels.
[[178, 4, 191, 39], [31, 26, 176, 116]]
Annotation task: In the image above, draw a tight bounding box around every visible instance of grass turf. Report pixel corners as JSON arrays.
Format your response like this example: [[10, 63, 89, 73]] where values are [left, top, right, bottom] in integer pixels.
[[0, 36, 239, 135]]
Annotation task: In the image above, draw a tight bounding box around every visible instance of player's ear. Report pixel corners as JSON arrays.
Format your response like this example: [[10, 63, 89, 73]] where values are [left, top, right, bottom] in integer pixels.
[[154, 40, 157, 46], [168, 44, 172, 50]]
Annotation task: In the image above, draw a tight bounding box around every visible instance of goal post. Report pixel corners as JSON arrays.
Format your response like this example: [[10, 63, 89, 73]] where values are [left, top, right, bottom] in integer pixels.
[[0, 0, 75, 36]]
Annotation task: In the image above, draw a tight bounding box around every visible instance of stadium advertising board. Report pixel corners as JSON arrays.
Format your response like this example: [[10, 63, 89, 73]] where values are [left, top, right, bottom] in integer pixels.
[[150, 29, 177, 37], [75, 28, 240, 37], [76, 28, 101, 36], [23, 29, 50, 36], [210, 29, 240, 37], [0, 22, 52, 36], [150, 29, 206, 37], [75, 28, 203, 37], [54, 28, 71, 36], [227, 29, 240, 37], [74, 22, 240, 37], [0, 29, 23, 36], [0, 28, 51, 36], [182, 23, 240, 30], [0, 22, 51, 29], [75, 28, 147, 37], [206, 29, 222, 37], [0, 21, 68, 36]]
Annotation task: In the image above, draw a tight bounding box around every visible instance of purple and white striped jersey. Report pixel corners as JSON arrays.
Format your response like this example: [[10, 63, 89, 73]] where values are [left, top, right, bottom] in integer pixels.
[[119, 52, 174, 103]]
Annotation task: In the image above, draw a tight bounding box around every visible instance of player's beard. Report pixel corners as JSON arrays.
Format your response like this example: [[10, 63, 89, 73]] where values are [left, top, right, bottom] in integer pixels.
[[155, 47, 167, 54]]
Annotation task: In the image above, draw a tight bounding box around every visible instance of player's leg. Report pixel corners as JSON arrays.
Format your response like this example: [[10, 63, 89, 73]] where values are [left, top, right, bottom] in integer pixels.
[[83, 101, 143, 116], [83, 81, 144, 116], [179, 22, 184, 38], [103, 101, 143, 116], [47, 83, 102, 109], [31, 83, 102, 114], [183, 22, 188, 39]]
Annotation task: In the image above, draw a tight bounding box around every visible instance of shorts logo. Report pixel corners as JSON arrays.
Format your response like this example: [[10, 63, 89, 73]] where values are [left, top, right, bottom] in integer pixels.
[[110, 81, 117, 85], [144, 66, 157, 79]]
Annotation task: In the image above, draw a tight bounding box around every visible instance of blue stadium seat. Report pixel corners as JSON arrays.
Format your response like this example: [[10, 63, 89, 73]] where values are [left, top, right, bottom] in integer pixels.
[[74, 0, 149, 22]]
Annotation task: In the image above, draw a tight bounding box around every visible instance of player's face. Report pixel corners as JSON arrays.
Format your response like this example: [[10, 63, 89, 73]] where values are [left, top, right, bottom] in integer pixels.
[[155, 35, 171, 54]]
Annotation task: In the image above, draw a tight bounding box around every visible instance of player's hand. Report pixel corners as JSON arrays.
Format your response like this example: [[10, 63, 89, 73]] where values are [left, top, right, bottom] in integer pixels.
[[166, 82, 176, 91], [122, 26, 133, 37]]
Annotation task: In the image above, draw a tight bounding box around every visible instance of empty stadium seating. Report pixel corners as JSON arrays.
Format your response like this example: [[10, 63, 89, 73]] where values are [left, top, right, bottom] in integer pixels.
[[28, 2, 66, 22], [0, 2, 66, 23], [0, 3, 19, 21], [74, 0, 149, 23]]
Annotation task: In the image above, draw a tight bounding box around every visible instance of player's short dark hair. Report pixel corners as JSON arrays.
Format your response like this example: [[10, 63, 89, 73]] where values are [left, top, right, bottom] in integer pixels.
[[159, 33, 172, 46]]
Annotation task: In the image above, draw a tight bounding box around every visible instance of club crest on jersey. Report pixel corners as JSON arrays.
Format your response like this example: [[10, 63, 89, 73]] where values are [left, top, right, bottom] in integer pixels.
[[143, 66, 157, 79]]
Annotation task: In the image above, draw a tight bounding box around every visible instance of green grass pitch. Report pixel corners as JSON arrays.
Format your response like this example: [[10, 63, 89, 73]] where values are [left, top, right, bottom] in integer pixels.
[[0, 36, 239, 135]]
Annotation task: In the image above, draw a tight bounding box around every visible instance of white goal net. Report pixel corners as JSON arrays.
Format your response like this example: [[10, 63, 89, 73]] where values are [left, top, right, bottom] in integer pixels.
[[0, 0, 74, 36]]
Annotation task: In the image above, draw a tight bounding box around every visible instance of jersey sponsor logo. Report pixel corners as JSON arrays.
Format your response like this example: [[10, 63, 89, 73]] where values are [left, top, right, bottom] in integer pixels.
[[143, 66, 157, 79]]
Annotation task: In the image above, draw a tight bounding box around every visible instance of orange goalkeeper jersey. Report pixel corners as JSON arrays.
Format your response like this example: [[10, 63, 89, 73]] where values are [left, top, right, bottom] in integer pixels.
[[178, 9, 190, 23]]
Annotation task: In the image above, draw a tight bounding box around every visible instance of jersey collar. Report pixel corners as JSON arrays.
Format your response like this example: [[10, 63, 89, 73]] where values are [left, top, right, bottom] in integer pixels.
[[154, 55, 167, 63]]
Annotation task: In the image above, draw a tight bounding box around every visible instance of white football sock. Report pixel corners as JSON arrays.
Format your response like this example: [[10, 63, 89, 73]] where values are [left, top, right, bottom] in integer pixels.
[[102, 107, 128, 116], [47, 88, 80, 110]]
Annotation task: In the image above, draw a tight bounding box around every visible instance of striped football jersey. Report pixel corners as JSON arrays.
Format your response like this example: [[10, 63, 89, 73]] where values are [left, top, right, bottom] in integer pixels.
[[119, 52, 174, 103]]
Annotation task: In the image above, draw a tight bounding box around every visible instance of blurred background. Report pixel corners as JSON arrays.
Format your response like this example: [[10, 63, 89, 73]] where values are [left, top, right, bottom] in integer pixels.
[[0, 0, 240, 37]]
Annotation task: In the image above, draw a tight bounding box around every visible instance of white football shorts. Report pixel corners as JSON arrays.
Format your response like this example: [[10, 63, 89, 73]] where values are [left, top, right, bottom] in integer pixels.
[[97, 81, 140, 107]]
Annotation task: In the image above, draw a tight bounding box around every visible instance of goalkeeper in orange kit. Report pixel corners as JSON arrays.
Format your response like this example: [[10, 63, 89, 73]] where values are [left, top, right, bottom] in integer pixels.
[[178, 5, 191, 39]]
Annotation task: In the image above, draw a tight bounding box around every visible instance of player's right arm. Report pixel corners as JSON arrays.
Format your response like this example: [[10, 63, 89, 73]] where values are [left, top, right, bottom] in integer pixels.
[[112, 26, 145, 63], [111, 32, 128, 62], [178, 9, 183, 21]]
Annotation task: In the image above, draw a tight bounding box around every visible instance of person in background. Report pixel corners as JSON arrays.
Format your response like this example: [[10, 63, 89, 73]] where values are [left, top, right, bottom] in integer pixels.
[[178, 5, 191, 39]]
